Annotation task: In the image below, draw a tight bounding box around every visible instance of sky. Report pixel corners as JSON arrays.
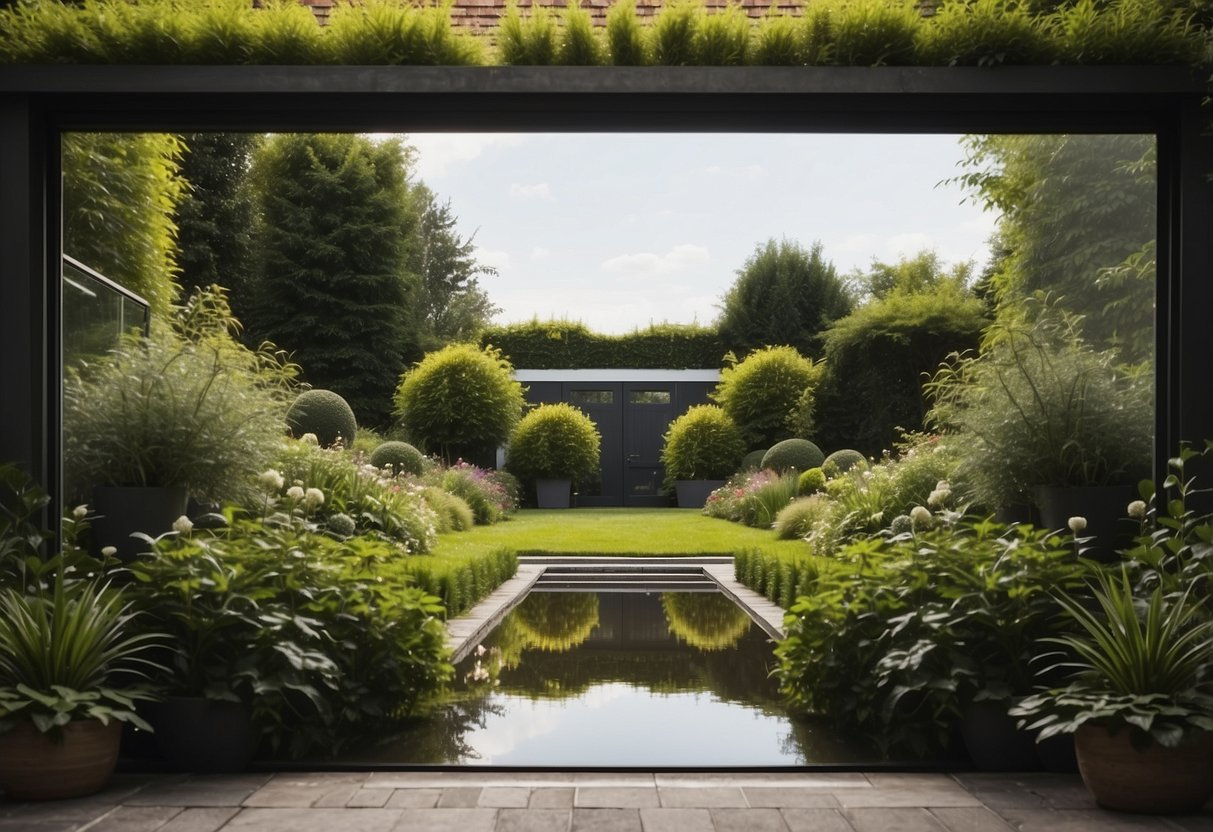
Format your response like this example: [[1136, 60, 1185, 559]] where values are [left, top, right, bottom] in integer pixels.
[[402, 133, 999, 334]]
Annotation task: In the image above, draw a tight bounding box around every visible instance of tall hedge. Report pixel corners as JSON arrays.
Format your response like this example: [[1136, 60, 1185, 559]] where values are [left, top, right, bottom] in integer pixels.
[[480, 320, 724, 369]]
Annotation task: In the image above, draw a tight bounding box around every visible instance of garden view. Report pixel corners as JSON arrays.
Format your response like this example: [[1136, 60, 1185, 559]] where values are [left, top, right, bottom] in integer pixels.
[[2, 0, 1212, 818]]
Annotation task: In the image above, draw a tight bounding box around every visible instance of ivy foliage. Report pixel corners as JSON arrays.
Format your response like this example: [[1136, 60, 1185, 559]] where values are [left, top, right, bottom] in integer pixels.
[[62, 132, 186, 317], [1, 0, 1206, 68], [480, 320, 724, 370]]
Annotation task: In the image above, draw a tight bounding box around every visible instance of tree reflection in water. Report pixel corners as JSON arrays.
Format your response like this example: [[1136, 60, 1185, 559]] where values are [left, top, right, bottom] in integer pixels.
[[661, 592, 751, 651]]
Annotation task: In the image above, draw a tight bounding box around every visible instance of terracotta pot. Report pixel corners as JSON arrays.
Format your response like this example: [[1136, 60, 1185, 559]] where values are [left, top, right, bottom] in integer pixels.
[[1075, 724, 1213, 813], [0, 718, 121, 800]]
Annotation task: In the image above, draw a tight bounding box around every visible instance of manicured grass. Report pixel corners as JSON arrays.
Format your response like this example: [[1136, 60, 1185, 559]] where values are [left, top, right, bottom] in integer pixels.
[[432, 507, 810, 559]]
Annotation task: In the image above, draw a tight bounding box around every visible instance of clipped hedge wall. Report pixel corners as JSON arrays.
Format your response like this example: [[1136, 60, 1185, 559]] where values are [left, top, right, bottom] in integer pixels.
[[481, 320, 724, 370], [734, 547, 821, 611], [405, 547, 518, 618]]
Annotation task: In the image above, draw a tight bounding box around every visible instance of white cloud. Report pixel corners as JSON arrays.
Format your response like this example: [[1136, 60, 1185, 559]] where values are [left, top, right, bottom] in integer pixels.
[[509, 182, 552, 200], [600, 244, 711, 277], [476, 248, 513, 272], [403, 133, 527, 180]]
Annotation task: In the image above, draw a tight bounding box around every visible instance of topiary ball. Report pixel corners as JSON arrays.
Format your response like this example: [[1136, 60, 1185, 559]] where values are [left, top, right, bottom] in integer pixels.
[[740, 449, 768, 472], [286, 389, 357, 449], [369, 441, 425, 476], [823, 449, 867, 478], [798, 467, 827, 495], [761, 438, 825, 474]]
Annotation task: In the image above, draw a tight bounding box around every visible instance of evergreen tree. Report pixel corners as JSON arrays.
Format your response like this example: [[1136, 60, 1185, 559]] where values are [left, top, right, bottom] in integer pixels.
[[717, 238, 853, 358], [410, 186, 500, 350], [244, 133, 421, 428], [173, 133, 259, 320]]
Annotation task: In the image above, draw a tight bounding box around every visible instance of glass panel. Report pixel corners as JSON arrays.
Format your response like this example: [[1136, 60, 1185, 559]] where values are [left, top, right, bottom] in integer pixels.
[[569, 389, 614, 405], [62, 258, 148, 369], [629, 390, 671, 405]]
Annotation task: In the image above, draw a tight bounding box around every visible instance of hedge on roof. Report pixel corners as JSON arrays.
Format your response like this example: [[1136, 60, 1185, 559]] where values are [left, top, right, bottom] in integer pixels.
[[480, 320, 725, 370], [0, 0, 1206, 68]]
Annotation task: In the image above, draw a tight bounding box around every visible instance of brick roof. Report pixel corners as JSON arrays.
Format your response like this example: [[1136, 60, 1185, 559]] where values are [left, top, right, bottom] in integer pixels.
[[298, 0, 936, 32]]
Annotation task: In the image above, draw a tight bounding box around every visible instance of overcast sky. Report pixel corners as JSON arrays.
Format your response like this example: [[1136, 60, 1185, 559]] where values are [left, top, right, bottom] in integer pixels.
[[403, 133, 998, 334]]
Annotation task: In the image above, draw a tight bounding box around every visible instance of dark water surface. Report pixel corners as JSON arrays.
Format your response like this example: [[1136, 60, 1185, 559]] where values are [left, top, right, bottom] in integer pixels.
[[339, 590, 883, 767]]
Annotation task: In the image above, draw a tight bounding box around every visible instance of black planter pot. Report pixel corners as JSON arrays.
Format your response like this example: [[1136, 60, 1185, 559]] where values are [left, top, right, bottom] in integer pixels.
[[961, 701, 1040, 772], [535, 478, 572, 509], [91, 485, 189, 562], [674, 480, 725, 509], [1033, 484, 1136, 562], [153, 697, 259, 773]]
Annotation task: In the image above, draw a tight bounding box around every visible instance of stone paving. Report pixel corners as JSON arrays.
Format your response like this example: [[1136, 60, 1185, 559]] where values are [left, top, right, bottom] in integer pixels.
[[3, 771, 1211, 832]]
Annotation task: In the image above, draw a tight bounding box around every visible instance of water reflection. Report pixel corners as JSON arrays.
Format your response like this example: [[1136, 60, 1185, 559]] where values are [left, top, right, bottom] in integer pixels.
[[343, 590, 881, 766]]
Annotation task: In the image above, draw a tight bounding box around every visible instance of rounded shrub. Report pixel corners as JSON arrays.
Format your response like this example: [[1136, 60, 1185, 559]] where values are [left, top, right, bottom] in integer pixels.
[[762, 438, 825, 474], [774, 495, 833, 540], [286, 389, 357, 449], [369, 440, 425, 476], [505, 403, 602, 485], [740, 449, 768, 472], [798, 467, 827, 495], [823, 449, 867, 478], [712, 345, 822, 448], [422, 486, 475, 533], [660, 405, 745, 482], [394, 344, 524, 463]]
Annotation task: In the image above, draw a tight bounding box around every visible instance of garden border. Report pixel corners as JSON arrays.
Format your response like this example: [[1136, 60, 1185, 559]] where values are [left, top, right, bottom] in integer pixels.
[[1, 65, 1210, 511]]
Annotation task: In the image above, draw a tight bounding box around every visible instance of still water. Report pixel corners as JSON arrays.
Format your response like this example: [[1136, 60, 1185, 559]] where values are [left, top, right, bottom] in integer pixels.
[[346, 590, 880, 766]]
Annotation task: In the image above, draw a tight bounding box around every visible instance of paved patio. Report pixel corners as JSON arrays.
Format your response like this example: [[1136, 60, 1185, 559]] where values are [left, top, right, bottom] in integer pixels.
[[3, 771, 1211, 832]]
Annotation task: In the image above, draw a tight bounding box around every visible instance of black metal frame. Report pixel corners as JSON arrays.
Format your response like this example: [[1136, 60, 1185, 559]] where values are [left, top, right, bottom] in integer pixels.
[[2, 65, 1210, 511]]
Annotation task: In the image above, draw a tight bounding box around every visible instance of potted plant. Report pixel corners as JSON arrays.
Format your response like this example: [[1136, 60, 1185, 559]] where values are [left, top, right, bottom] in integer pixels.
[[1011, 569, 1213, 813], [927, 308, 1151, 559], [505, 403, 601, 509], [63, 287, 296, 559], [0, 570, 163, 800], [661, 405, 745, 508]]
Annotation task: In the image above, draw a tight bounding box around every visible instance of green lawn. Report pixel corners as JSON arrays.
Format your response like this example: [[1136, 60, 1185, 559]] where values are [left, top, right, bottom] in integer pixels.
[[432, 508, 810, 558]]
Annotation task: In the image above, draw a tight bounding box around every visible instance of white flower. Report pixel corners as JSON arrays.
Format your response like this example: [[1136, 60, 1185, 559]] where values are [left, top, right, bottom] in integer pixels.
[[286, 486, 305, 501], [100, 546, 118, 558], [300, 433, 319, 446], [1068, 516, 1088, 534], [927, 487, 951, 509], [935, 480, 951, 492], [72, 504, 88, 519], [475, 644, 487, 657], [304, 487, 325, 510], [172, 515, 193, 535], [910, 506, 933, 529], [259, 469, 285, 492], [1127, 500, 1148, 521]]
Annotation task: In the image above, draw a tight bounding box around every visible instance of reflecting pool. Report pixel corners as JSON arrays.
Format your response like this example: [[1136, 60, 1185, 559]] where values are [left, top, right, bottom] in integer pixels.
[[344, 590, 882, 766]]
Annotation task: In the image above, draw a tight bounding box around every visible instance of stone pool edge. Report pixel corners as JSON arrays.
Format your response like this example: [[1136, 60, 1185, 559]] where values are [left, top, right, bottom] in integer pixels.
[[444, 557, 787, 662]]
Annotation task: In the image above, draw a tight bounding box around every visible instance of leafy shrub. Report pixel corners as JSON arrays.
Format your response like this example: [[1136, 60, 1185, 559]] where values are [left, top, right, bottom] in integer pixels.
[[394, 344, 524, 464], [713, 346, 823, 449], [810, 0, 920, 66], [506, 403, 602, 485], [775, 517, 1087, 754], [369, 441, 425, 477], [661, 405, 745, 483], [270, 439, 438, 552], [287, 389, 358, 449], [421, 486, 475, 533], [797, 468, 827, 496], [324, 0, 483, 65], [405, 547, 519, 618], [762, 439, 825, 474], [926, 311, 1152, 512], [823, 449, 866, 477], [740, 449, 768, 472], [704, 469, 799, 528], [1051, 0, 1203, 65], [63, 287, 296, 505], [775, 495, 833, 540], [131, 501, 452, 757], [422, 460, 519, 525]]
